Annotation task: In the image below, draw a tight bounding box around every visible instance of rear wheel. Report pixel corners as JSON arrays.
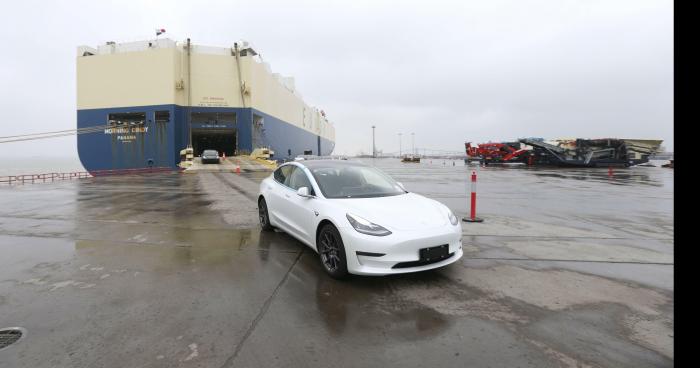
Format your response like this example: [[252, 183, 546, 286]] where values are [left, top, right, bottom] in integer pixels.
[[317, 224, 349, 279], [258, 197, 274, 231]]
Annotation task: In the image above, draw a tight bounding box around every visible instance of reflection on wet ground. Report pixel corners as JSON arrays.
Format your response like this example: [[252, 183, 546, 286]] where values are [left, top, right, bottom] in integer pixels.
[[529, 169, 658, 186], [0, 159, 673, 367]]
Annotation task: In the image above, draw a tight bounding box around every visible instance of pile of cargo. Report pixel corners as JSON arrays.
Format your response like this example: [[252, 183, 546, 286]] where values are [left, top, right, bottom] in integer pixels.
[[465, 138, 663, 167]]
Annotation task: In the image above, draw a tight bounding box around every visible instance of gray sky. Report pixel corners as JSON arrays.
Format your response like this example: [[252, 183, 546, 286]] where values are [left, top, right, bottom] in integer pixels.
[[0, 0, 673, 159]]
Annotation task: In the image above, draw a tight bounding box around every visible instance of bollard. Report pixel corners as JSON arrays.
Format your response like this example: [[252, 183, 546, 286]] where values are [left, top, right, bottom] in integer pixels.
[[608, 166, 613, 177], [463, 169, 484, 223]]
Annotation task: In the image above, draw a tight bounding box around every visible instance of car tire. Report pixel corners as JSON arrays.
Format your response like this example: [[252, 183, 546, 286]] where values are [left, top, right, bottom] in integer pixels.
[[317, 224, 349, 279], [258, 197, 274, 231]]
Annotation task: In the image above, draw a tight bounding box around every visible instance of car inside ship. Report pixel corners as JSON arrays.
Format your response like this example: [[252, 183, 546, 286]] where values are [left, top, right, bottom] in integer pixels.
[[190, 112, 237, 157]]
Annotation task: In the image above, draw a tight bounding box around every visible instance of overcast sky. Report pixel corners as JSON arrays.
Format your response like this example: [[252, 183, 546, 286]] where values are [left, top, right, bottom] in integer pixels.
[[0, 0, 673, 160]]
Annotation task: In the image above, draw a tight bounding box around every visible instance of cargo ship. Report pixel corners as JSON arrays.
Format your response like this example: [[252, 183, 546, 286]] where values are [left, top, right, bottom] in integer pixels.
[[466, 138, 662, 167], [77, 38, 335, 171]]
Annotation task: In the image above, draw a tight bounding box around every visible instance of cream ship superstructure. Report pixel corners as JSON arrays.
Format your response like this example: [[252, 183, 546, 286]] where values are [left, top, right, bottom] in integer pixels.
[[77, 38, 335, 170]]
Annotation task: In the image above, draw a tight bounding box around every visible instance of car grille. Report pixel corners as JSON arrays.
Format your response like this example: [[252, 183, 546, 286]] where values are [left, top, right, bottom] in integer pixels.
[[392, 252, 455, 269]]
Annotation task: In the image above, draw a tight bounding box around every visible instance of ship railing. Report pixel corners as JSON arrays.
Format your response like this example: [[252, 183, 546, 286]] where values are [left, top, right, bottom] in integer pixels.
[[0, 167, 178, 185]]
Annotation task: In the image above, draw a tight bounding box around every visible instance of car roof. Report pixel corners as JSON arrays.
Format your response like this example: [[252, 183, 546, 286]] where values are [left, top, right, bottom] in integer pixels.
[[292, 159, 369, 169]]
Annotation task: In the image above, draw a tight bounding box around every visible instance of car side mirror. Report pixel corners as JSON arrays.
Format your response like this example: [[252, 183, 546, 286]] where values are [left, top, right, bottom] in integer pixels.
[[297, 186, 314, 198]]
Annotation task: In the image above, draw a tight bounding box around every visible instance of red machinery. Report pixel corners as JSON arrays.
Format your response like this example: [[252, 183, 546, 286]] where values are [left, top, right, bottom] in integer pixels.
[[465, 142, 529, 164]]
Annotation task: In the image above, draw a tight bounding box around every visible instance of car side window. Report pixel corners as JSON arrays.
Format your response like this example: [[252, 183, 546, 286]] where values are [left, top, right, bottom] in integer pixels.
[[282, 166, 296, 187], [287, 167, 315, 194], [273, 165, 294, 185]]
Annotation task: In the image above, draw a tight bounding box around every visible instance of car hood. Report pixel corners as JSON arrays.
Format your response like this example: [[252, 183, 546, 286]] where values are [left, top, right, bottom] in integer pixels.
[[329, 193, 448, 231]]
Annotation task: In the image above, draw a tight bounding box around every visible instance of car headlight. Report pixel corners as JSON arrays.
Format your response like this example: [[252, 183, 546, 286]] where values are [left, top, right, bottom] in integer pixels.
[[448, 210, 459, 226], [346, 213, 392, 236]]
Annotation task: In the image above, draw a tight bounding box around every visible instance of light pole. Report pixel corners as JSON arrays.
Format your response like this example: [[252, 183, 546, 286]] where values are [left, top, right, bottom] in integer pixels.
[[411, 132, 415, 156], [372, 125, 376, 158], [398, 133, 402, 157]]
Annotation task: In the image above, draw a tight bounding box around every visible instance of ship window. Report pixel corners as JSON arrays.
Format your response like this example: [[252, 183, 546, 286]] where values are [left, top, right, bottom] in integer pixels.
[[155, 111, 170, 123], [108, 112, 146, 126]]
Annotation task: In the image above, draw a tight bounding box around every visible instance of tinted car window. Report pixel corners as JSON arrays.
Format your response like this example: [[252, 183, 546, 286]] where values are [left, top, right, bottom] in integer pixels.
[[310, 165, 405, 198], [288, 166, 314, 194], [273, 165, 294, 185]]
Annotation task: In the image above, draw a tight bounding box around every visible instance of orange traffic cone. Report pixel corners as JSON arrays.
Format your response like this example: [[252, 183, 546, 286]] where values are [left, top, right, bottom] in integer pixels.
[[236, 166, 241, 174]]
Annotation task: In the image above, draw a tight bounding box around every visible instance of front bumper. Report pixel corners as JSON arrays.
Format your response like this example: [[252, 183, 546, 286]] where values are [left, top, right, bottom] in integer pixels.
[[339, 224, 463, 276], [202, 158, 220, 164]]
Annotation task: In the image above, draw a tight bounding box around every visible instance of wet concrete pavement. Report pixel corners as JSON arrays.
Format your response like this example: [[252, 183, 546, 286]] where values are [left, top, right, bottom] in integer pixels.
[[0, 159, 673, 367]]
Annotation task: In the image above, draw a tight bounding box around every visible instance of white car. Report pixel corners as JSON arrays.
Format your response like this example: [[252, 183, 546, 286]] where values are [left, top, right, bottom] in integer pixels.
[[257, 159, 463, 278]]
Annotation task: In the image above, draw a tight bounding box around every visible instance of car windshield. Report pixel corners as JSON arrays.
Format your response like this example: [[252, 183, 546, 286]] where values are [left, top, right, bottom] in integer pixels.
[[203, 150, 217, 156], [309, 164, 406, 198]]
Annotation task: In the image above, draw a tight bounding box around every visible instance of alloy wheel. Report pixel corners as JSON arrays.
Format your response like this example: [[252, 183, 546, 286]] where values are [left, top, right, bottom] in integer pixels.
[[319, 230, 341, 272], [259, 199, 273, 231], [259, 201, 268, 226]]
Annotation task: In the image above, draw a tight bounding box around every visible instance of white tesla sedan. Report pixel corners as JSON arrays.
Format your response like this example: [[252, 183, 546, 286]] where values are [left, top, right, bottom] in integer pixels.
[[257, 159, 463, 278]]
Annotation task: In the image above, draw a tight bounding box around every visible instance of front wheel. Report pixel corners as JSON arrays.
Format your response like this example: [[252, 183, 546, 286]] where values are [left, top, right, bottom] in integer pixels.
[[258, 197, 274, 231], [317, 224, 349, 279]]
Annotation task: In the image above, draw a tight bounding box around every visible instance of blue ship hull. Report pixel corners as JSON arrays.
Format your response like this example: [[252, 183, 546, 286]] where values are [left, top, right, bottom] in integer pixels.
[[77, 105, 335, 171]]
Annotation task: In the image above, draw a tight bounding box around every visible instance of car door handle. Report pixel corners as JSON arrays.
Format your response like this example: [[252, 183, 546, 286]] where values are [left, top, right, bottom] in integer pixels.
[[284, 194, 290, 198]]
